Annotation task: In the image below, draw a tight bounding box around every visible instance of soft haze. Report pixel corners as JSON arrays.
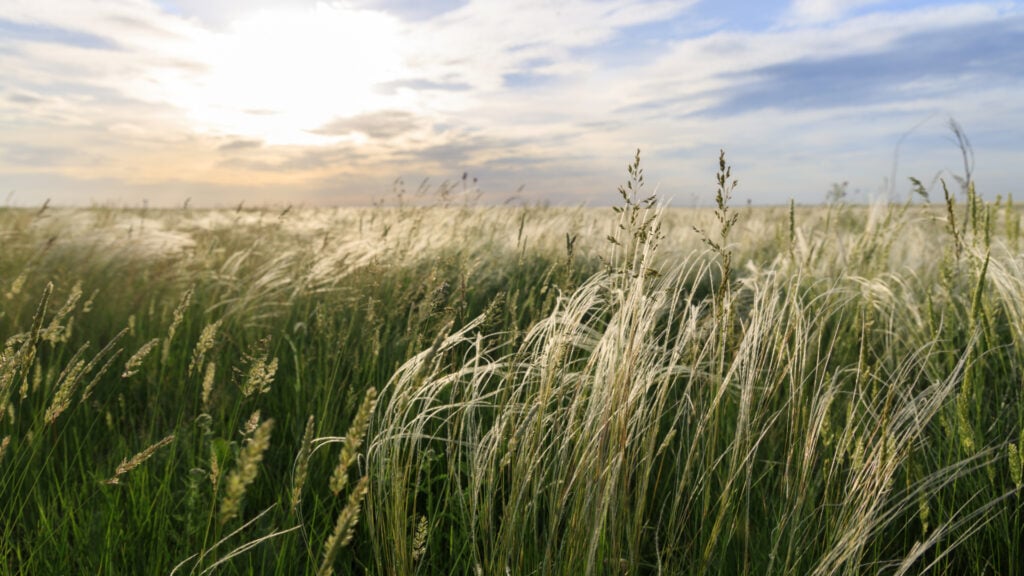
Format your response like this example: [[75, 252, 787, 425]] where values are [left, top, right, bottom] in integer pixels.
[[2, 0, 1022, 207]]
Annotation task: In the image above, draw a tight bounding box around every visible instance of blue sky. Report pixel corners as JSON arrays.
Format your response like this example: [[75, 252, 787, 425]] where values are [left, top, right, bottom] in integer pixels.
[[1, 0, 1021, 206]]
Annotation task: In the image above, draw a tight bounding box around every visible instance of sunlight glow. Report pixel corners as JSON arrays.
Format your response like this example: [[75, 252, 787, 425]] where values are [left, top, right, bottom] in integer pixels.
[[164, 3, 407, 146]]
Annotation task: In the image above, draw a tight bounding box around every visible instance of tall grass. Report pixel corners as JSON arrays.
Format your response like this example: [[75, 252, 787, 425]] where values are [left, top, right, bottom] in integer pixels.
[[1, 155, 1021, 574]]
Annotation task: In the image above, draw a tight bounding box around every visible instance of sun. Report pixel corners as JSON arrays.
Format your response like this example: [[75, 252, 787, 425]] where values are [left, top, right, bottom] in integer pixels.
[[170, 4, 408, 146]]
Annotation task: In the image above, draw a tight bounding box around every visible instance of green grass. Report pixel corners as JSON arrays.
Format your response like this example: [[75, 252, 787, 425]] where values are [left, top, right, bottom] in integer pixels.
[[1, 154, 1022, 574]]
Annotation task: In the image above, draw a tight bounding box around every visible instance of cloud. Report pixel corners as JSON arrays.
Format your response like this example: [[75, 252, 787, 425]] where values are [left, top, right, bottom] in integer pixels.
[[0, 17, 119, 50], [785, 0, 887, 24], [0, 0, 211, 132], [218, 145, 366, 173], [2, 0, 1022, 207], [502, 70, 557, 89], [374, 78, 473, 94], [613, 4, 1019, 119], [6, 91, 45, 105], [217, 138, 262, 151], [348, 0, 469, 21], [1, 144, 91, 167], [154, 0, 320, 28], [1, 1, 413, 146], [703, 16, 1024, 116], [1, 0, 201, 52], [403, 0, 696, 90], [394, 137, 512, 167], [312, 111, 423, 140]]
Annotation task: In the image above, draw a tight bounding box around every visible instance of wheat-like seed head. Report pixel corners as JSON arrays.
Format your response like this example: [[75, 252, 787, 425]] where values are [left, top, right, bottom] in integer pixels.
[[122, 338, 159, 378], [27, 358, 41, 398], [290, 414, 316, 513], [242, 410, 261, 436], [200, 361, 216, 411], [162, 286, 194, 363], [318, 475, 370, 576], [242, 356, 277, 397], [189, 319, 222, 377], [4, 272, 26, 300], [104, 434, 175, 485], [412, 515, 428, 562], [219, 418, 274, 525], [42, 281, 82, 344], [330, 387, 377, 496], [44, 350, 88, 425], [1009, 442, 1022, 490], [209, 444, 221, 487]]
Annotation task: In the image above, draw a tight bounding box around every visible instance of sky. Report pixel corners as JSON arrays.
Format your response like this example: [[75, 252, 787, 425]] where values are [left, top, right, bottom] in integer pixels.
[[1, 0, 1022, 207]]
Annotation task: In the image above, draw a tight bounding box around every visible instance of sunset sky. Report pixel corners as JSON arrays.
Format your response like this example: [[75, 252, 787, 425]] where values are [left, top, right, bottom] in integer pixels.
[[2, 0, 1022, 207]]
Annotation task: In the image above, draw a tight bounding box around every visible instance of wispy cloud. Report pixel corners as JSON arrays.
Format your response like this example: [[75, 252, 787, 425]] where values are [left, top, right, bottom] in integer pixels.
[[401, 0, 695, 91], [0, 17, 119, 49], [785, 0, 888, 24], [702, 17, 1024, 116], [312, 111, 423, 140], [217, 138, 262, 152]]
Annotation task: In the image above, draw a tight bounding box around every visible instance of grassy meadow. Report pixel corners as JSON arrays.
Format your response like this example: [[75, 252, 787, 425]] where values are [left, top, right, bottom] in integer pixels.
[[1, 154, 1023, 574]]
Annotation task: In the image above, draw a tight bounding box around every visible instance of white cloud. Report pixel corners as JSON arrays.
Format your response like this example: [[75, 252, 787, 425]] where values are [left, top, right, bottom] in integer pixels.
[[624, 3, 1013, 112], [785, 0, 888, 24], [403, 0, 696, 90], [149, 4, 412, 145]]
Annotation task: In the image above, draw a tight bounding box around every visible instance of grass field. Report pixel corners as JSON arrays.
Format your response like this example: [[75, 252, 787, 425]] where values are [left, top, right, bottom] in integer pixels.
[[1, 154, 1022, 574]]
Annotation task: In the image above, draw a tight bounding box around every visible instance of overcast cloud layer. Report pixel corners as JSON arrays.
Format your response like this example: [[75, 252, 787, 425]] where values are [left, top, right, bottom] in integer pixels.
[[1, 0, 1021, 206]]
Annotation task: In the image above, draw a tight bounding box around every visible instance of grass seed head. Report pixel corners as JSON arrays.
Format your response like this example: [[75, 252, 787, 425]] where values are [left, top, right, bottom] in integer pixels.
[[162, 286, 194, 363], [201, 361, 216, 411], [318, 475, 370, 576], [412, 515, 429, 562], [104, 434, 175, 485], [44, 347, 89, 425], [291, 414, 316, 513], [242, 356, 278, 397], [1009, 443, 1022, 490], [219, 418, 274, 525], [42, 281, 83, 344], [189, 319, 222, 377], [330, 387, 377, 496], [122, 338, 160, 379]]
